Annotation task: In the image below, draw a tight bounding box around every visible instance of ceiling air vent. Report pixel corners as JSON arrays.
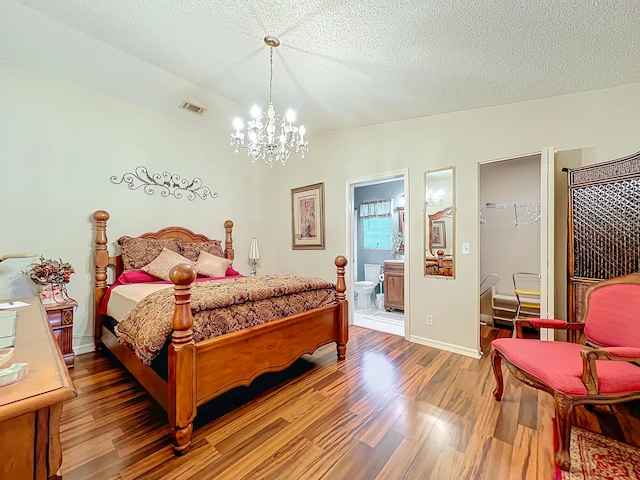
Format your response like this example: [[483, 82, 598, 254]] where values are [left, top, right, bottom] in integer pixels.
[[179, 101, 207, 116]]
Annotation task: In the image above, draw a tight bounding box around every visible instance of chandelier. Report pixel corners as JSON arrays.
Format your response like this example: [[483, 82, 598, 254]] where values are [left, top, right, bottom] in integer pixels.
[[231, 36, 308, 167], [425, 188, 445, 208]]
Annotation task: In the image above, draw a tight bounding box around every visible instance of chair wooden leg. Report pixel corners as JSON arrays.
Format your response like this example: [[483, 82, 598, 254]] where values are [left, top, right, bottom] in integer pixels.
[[554, 394, 574, 471], [491, 349, 504, 400]]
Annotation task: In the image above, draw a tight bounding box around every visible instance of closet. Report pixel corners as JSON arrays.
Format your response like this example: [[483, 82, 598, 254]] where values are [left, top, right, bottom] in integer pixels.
[[566, 150, 640, 328], [479, 156, 541, 326]]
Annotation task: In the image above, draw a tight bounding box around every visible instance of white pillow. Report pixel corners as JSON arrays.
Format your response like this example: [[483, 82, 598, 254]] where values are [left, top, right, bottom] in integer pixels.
[[194, 250, 232, 278], [142, 247, 195, 281]]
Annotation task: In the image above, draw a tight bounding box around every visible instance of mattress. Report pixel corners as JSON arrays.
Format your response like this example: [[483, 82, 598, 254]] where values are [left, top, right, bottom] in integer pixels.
[[106, 283, 171, 322]]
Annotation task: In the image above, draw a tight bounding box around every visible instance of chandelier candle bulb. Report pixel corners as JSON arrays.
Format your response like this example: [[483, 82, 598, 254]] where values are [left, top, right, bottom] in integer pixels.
[[233, 117, 243, 133]]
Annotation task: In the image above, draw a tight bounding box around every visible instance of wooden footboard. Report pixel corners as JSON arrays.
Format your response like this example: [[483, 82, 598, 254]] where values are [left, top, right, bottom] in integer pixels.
[[166, 256, 348, 454]]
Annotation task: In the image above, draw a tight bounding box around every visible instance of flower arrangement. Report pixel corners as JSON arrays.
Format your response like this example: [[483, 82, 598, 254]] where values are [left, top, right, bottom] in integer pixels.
[[27, 257, 75, 285], [391, 229, 404, 253]]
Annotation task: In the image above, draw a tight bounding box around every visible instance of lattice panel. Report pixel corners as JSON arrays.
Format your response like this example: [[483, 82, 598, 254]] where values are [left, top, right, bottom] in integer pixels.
[[571, 178, 640, 279]]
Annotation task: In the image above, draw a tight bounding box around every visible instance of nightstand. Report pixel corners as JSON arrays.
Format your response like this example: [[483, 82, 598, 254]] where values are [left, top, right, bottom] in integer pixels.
[[44, 300, 77, 368]]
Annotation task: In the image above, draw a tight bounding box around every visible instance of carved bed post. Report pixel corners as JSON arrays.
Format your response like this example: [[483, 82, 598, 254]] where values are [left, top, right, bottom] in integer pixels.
[[335, 255, 348, 360], [93, 210, 110, 351], [224, 220, 234, 261], [168, 264, 197, 455]]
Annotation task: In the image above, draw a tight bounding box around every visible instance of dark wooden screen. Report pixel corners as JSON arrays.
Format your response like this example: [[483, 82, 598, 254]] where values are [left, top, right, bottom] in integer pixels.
[[566, 150, 640, 326]]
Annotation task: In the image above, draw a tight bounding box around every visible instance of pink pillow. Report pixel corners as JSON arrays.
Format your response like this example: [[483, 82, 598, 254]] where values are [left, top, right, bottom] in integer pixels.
[[226, 266, 240, 276], [117, 270, 162, 284]]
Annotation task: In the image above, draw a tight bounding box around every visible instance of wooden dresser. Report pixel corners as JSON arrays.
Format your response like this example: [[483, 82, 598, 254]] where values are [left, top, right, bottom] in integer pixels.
[[0, 298, 76, 480], [384, 260, 404, 311]]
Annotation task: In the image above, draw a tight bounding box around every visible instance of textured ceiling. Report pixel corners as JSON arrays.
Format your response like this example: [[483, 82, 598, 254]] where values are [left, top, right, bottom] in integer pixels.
[[2, 0, 640, 134]]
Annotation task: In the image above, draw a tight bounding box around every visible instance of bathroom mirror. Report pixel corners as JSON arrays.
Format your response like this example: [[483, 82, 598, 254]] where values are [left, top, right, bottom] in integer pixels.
[[424, 166, 455, 277]]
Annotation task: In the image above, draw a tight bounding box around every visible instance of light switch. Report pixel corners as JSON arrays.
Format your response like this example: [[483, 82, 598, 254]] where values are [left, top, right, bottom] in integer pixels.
[[462, 243, 470, 254]]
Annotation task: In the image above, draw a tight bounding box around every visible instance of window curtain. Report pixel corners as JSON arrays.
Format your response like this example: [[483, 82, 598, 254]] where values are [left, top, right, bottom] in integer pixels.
[[359, 199, 393, 219]]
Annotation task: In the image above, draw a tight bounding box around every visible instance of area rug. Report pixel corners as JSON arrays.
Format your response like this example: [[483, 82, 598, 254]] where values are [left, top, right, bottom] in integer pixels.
[[361, 310, 404, 326], [554, 423, 640, 480]]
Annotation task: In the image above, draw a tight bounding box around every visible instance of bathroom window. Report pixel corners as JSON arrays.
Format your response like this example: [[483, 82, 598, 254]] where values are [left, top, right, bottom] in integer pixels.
[[360, 199, 393, 250]]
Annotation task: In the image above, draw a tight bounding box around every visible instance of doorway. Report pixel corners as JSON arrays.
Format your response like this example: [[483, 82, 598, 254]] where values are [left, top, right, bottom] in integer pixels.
[[479, 155, 542, 333], [348, 171, 408, 338]]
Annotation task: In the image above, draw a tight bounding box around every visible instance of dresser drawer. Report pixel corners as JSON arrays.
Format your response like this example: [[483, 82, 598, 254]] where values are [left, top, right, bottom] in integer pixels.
[[46, 307, 74, 328]]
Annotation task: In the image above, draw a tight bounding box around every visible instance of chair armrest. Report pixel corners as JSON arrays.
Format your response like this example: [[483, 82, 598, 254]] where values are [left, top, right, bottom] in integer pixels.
[[599, 346, 640, 360], [580, 347, 640, 395], [514, 318, 584, 338]]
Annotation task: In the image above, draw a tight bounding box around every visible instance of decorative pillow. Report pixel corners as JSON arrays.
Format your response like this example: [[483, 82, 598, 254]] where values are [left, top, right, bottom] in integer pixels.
[[195, 250, 232, 278], [226, 266, 241, 277], [180, 239, 224, 262], [141, 248, 195, 281], [116, 270, 163, 284], [118, 236, 181, 271]]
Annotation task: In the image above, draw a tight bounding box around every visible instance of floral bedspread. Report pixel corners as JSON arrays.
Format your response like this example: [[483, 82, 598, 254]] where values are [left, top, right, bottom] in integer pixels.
[[115, 274, 337, 364]]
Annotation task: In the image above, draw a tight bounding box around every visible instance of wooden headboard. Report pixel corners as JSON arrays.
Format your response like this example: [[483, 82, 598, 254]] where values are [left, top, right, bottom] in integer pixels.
[[92, 210, 234, 349]]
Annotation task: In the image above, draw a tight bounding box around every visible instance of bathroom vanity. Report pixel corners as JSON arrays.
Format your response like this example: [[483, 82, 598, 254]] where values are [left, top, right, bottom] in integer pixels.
[[384, 260, 404, 311]]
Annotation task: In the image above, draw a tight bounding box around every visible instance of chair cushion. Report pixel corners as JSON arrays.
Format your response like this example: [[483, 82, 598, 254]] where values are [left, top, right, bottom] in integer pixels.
[[492, 338, 640, 396], [584, 284, 640, 348]]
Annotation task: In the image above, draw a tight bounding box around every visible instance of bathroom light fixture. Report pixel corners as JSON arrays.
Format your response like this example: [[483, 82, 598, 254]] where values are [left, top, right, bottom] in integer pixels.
[[425, 188, 445, 208], [231, 36, 308, 167], [248, 237, 260, 276]]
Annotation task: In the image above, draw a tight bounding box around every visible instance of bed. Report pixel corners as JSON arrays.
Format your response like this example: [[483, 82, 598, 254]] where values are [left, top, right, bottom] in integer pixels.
[[92, 210, 348, 454]]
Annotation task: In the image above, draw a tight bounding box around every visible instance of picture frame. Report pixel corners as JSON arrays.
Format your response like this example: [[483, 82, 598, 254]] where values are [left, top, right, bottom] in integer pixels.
[[291, 182, 325, 250], [431, 220, 446, 248]]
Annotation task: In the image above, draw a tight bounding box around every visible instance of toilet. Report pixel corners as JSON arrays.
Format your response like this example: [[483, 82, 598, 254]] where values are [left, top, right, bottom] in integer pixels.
[[354, 264, 383, 309]]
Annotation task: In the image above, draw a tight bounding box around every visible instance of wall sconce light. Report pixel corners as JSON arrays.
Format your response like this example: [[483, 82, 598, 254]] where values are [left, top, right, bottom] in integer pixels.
[[248, 237, 260, 276]]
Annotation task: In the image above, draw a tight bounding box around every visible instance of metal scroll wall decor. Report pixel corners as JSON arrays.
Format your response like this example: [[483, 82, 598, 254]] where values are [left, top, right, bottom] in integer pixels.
[[110, 166, 218, 200]]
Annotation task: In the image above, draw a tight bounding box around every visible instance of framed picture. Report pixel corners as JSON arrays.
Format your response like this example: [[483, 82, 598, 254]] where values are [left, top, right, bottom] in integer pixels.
[[291, 182, 325, 250], [431, 220, 446, 248]]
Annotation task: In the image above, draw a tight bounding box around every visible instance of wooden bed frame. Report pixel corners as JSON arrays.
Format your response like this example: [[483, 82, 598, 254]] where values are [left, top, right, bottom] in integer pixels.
[[93, 210, 348, 454]]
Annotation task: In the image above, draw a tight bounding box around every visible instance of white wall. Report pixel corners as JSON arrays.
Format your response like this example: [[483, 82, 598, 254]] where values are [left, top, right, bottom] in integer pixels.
[[3, 56, 640, 359], [264, 82, 640, 357], [0, 60, 264, 354]]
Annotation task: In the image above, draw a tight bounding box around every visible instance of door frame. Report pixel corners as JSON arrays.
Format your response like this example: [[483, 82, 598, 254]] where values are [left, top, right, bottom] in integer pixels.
[[477, 146, 555, 347], [346, 169, 410, 338]]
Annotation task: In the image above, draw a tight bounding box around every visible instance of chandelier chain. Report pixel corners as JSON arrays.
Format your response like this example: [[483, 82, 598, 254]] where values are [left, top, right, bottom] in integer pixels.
[[269, 46, 273, 106]]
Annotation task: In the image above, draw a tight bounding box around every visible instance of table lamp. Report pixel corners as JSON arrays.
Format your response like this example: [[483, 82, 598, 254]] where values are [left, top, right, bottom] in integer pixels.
[[248, 238, 260, 276]]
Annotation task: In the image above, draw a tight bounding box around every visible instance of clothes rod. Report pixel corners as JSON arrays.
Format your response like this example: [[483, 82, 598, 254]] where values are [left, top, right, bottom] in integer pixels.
[[480, 201, 541, 225]]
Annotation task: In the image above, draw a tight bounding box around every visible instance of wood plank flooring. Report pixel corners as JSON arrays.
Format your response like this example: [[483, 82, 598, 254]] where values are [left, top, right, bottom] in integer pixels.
[[60, 326, 640, 479]]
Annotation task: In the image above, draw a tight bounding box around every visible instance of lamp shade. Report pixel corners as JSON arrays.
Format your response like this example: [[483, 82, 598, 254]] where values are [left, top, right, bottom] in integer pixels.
[[248, 237, 260, 260]]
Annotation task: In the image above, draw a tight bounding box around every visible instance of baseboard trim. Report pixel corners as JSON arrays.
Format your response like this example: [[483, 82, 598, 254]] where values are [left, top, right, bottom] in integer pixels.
[[409, 335, 481, 359]]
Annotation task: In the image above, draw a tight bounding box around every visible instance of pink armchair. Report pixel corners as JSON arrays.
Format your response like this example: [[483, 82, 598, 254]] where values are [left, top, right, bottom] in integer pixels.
[[490, 273, 640, 471]]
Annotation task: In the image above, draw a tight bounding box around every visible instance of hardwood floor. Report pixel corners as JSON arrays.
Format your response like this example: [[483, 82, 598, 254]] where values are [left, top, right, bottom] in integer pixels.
[[60, 326, 640, 479]]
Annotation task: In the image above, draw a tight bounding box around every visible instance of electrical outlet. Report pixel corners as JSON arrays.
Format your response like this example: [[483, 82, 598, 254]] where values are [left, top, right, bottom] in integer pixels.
[[426, 315, 433, 326], [462, 243, 470, 254]]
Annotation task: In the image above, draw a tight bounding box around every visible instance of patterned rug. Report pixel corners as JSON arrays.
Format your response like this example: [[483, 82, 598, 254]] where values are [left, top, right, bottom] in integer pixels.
[[555, 425, 640, 479]]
